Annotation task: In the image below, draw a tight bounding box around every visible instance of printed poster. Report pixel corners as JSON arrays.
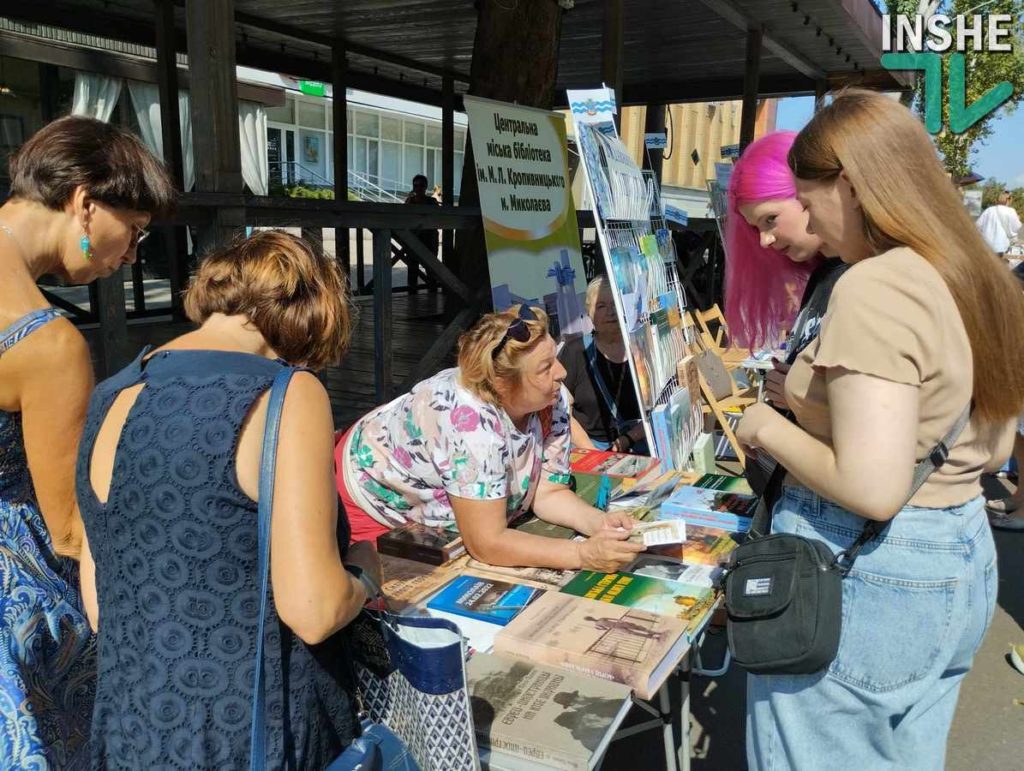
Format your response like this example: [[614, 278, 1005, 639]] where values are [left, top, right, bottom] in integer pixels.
[[463, 95, 587, 338]]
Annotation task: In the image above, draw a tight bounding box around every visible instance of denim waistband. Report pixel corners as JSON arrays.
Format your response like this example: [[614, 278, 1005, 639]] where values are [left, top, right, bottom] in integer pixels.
[[778, 484, 987, 553]]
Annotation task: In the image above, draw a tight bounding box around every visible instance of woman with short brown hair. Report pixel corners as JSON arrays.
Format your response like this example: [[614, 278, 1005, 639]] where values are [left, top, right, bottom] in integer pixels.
[[736, 89, 1024, 769], [77, 230, 377, 768], [0, 115, 174, 766], [336, 304, 644, 573]]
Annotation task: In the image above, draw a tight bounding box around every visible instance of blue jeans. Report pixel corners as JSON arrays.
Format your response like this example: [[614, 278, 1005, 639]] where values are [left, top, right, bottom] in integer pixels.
[[747, 486, 998, 771]]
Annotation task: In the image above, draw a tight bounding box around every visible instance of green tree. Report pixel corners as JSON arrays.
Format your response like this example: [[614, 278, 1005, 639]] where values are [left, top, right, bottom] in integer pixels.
[[981, 177, 1006, 207], [891, 1, 1024, 177]]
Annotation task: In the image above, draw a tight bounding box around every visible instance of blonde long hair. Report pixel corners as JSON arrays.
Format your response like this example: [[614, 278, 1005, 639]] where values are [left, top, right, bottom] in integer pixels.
[[789, 89, 1024, 424]]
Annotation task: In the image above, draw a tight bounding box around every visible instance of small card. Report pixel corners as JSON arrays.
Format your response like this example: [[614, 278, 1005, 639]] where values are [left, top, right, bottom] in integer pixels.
[[628, 519, 686, 547]]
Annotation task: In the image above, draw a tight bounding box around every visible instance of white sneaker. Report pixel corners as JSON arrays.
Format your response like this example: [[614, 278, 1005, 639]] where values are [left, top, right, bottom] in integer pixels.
[[1011, 644, 1024, 676]]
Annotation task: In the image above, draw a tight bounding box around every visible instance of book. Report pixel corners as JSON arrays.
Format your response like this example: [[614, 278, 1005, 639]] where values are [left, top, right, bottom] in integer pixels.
[[559, 571, 713, 633], [644, 523, 743, 566], [464, 559, 575, 591], [513, 515, 576, 540], [691, 472, 753, 495], [376, 522, 466, 566], [468, 652, 632, 771], [691, 432, 715, 475], [569, 448, 660, 479], [650, 403, 672, 467], [626, 519, 686, 547], [659, 484, 757, 532], [379, 552, 470, 611], [427, 575, 539, 626], [494, 591, 690, 700], [628, 555, 722, 589], [677, 355, 700, 408]]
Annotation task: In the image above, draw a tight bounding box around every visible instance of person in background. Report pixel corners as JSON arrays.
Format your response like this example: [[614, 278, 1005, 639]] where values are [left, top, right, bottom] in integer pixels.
[[559, 275, 645, 453], [404, 173, 440, 290], [77, 231, 378, 768], [336, 304, 644, 573], [724, 130, 848, 410], [975, 190, 1021, 260], [0, 116, 175, 766], [737, 89, 1024, 770]]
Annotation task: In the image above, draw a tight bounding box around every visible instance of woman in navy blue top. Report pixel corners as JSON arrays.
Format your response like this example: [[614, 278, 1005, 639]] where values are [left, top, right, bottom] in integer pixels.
[[77, 231, 380, 769]]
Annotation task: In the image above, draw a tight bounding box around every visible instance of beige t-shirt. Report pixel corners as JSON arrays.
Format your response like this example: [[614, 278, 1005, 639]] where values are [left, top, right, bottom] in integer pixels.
[[785, 246, 1005, 508]]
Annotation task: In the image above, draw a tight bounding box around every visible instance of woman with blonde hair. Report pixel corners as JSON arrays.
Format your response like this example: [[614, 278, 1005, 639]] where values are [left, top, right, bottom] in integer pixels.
[[336, 304, 644, 572], [736, 89, 1024, 769], [77, 231, 378, 768], [0, 115, 174, 765]]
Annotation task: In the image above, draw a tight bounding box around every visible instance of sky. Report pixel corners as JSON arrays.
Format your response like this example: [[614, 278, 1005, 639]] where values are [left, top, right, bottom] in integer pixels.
[[774, 96, 1024, 189]]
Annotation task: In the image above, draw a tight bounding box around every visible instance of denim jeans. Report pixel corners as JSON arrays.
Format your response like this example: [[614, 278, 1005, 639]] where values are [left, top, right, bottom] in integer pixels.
[[747, 486, 998, 771]]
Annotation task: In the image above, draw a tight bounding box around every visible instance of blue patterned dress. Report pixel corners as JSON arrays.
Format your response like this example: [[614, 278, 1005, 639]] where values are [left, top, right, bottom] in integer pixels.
[[0, 308, 95, 770]]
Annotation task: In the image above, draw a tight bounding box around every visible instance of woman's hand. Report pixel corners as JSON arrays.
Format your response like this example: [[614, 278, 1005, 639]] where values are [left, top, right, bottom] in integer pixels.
[[598, 510, 637, 533], [736, 401, 778, 460], [575, 529, 645, 573], [345, 540, 383, 591], [763, 358, 790, 409]]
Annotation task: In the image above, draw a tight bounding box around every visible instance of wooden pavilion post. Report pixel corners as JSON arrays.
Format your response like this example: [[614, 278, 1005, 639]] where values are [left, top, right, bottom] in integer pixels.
[[332, 43, 349, 274], [602, 0, 624, 128], [440, 74, 454, 288], [739, 27, 762, 153], [186, 0, 243, 252]]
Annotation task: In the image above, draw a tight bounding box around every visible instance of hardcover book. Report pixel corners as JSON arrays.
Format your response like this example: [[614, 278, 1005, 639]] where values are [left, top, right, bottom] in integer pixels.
[[559, 571, 713, 633], [464, 559, 575, 591], [494, 591, 690, 700], [569, 448, 661, 479], [658, 484, 757, 532], [376, 522, 466, 566], [379, 553, 470, 611], [468, 652, 632, 771], [427, 575, 539, 626], [627, 555, 722, 589], [513, 515, 577, 540], [644, 523, 743, 566], [691, 473, 753, 495]]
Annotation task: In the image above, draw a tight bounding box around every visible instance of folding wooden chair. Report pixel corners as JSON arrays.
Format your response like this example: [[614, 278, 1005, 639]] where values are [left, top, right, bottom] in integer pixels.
[[694, 304, 750, 366]]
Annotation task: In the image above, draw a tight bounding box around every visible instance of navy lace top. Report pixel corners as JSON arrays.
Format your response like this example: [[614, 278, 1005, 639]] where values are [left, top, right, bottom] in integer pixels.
[[77, 348, 357, 770]]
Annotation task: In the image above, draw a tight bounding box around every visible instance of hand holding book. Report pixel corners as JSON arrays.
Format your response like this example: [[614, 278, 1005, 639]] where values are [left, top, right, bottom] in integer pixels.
[[576, 526, 646, 573]]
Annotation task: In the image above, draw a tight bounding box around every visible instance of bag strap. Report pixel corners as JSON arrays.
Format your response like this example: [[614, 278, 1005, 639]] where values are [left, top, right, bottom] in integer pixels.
[[832, 402, 973, 572], [249, 367, 297, 771]]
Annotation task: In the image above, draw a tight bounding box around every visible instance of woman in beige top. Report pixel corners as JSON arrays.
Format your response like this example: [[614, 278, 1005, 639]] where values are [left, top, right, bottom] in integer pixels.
[[735, 90, 1024, 770]]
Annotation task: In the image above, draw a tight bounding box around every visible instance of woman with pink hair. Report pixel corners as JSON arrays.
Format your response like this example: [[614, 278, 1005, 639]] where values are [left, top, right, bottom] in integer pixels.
[[724, 130, 848, 407]]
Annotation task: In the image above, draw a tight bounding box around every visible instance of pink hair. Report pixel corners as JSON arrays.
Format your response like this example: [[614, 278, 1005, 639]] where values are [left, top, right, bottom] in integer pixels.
[[724, 131, 822, 349]]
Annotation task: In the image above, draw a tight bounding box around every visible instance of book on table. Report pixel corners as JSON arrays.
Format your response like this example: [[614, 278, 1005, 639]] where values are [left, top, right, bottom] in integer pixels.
[[376, 522, 466, 566], [559, 571, 713, 635], [658, 483, 758, 532], [463, 558, 575, 591], [427, 575, 540, 626], [644, 523, 743, 566], [494, 591, 690, 700], [627, 554, 723, 589], [468, 651, 632, 771], [569, 447, 661, 479], [512, 515, 577, 540], [378, 552, 470, 611]]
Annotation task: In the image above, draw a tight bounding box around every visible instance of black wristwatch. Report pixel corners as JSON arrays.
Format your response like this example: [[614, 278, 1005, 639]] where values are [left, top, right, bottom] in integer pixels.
[[345, 564, 381, 600]]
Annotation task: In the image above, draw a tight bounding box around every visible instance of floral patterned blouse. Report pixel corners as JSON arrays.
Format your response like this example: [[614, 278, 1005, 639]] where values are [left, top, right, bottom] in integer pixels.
[[345, 368, 572, 529]]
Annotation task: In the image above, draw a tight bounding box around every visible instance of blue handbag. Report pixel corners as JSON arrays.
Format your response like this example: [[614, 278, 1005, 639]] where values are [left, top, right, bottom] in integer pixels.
[[248, 368, 417, 771]]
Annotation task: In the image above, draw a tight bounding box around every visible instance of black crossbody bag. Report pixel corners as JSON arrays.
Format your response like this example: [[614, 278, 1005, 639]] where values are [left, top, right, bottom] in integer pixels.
[[722, 406, 972, 675]]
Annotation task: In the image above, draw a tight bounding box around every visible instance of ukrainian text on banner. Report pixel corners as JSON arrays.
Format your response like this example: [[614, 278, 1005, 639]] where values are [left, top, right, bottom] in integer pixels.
[[463, 95, 586, 338]]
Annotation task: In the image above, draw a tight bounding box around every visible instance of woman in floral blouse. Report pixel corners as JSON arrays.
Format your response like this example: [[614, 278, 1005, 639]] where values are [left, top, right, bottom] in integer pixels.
[[336, 305, 644, 572]]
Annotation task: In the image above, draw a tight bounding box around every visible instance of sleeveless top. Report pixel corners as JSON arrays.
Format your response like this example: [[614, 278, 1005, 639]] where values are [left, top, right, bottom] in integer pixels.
[[77, 348, 357, 770], [1, 307, 95, 769]]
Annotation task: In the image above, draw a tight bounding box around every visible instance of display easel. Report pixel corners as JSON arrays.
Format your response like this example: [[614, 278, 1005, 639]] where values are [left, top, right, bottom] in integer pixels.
[[568, 86, 701, 468]]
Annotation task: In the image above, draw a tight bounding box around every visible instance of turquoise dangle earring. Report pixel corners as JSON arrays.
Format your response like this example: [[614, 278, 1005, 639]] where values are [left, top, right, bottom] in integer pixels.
[[80, 234, 93, 261]]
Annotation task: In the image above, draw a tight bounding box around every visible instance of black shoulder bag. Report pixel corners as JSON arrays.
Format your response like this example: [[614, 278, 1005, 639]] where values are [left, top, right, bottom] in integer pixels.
[[721, 405, 971, 675]]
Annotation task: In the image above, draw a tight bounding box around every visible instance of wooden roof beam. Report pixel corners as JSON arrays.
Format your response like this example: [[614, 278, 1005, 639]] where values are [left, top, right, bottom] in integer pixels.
[[696, 0, 825, 80]]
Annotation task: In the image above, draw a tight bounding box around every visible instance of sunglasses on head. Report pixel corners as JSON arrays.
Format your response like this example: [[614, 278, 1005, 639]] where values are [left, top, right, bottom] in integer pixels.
[[491, 305, 538, 360], [129, 224, 150, 250]]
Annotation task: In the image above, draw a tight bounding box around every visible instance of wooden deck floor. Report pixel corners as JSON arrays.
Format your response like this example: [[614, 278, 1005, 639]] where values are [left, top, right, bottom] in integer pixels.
[[80, 292, 454, 431]]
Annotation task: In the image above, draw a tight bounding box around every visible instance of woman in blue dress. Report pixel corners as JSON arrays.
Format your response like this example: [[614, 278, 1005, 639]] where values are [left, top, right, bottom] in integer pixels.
[[0, 116, 174, 767]]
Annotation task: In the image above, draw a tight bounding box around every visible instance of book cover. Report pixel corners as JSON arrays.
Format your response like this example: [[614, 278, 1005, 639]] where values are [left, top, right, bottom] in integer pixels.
[[494, 591, 690, 700], [628, 555, 722, 589], [468, 652, 632, 771], [659, 484, 757, 532], [379, 553, 470, 611], [691, 473, 753, 495], [376, 522, 466, 566], [513, 515, 577, 540], [569, 448, 660, 479], [427, 575, 539, 626], [645, 523, 743, 566], [559, 571, 713, 632], [464, 559, 575, 591], [677, 355, 700, 408], [650, 404, 672, 467]]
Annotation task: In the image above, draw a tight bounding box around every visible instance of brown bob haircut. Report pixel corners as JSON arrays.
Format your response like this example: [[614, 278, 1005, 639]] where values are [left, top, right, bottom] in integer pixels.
[[458, 304, 551, 405], [8, 115, 176, 217], [789, 88, 1024, 424], [184, 230, 352, 370]]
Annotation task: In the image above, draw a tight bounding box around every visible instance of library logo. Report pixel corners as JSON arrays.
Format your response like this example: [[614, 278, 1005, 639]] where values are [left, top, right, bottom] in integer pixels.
[[880, 12, 1016, 134]]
